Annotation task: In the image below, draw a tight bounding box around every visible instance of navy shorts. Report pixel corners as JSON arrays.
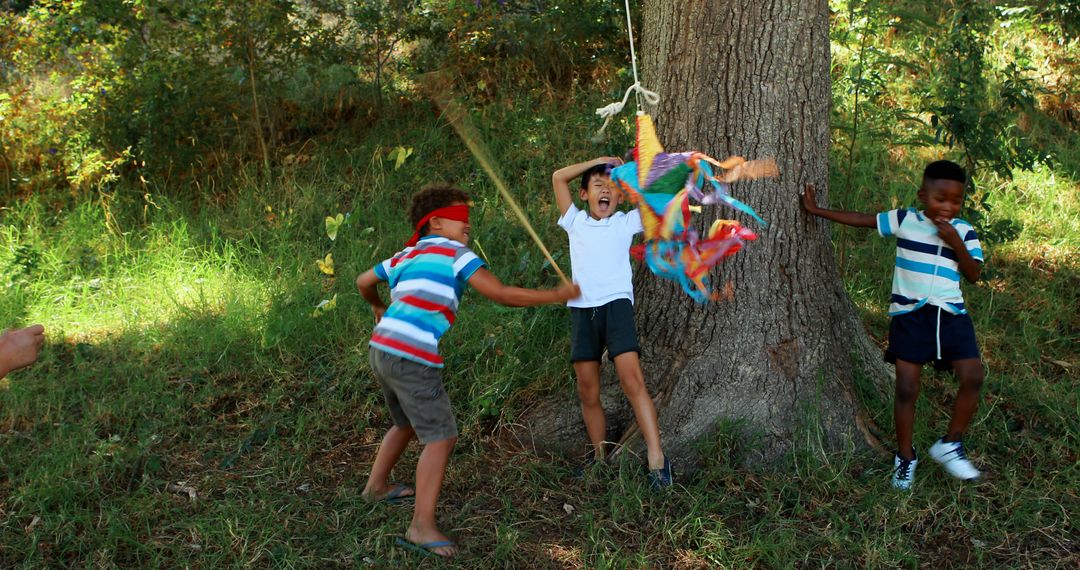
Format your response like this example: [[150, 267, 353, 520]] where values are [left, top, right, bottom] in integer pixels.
[[885, 304, 980, 371], [570, 298, 640, 362]]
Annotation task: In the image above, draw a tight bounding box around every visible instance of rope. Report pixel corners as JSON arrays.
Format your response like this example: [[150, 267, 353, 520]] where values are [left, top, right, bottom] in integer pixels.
[[594, 82, 660, 136], [593, 0, 660, 138]]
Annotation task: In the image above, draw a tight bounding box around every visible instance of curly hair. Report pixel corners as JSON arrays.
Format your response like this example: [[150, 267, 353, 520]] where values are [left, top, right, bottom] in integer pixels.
[[408, 185, 470, 236]]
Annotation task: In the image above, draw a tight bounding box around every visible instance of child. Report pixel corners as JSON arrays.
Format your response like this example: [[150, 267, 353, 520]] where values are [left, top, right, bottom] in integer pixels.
[[551, 156, 671, 489], [356, 185, 578, 558], [802, 160, 986, 490]]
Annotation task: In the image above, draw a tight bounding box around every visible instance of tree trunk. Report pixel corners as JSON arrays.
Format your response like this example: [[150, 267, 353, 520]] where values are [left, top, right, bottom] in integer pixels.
[[519, 0, 890, 466]]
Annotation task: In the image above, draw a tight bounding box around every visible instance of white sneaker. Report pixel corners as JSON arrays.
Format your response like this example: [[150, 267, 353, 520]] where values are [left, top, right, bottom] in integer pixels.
[[929, 438, 981, 480], [891, 454, 918, 490]]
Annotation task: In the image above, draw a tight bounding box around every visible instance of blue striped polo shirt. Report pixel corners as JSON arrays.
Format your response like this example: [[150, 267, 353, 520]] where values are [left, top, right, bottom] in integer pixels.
[[370, 235, 486, 367], [877, 208, 983, 316]]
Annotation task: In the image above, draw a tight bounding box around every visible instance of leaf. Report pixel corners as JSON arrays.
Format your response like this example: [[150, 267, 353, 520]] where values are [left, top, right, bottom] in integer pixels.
[[392, 146, 413, 170], [316, 253, 334, 276], [325, 213, 345, 241], [311, 294, 338, 318]]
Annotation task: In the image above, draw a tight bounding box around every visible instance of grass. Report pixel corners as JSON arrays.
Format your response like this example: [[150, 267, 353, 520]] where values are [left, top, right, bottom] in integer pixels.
[[2, 60, 1078, 570]]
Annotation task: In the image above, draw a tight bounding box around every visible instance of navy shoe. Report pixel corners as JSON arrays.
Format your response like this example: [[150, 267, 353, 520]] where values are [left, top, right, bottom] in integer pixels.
[[571, 454, 600, 479], [648, 456, 673, 490]]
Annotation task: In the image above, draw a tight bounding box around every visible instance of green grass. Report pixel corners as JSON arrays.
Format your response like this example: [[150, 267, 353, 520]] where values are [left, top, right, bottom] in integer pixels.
[[1, 75, 1078, 570]]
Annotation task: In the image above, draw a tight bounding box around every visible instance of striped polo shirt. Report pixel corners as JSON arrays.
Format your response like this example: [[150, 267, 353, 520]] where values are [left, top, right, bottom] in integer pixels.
[[877, 208, 983, 316], [369, 235, 486, 367]]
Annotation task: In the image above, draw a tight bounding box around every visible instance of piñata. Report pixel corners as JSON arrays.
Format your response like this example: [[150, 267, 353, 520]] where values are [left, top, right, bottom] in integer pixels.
[[608, 114, 778, 302]]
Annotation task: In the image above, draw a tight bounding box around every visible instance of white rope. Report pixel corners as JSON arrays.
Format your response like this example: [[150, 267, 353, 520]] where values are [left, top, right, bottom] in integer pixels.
[[594, 82, 660, 136], [593, 0, 659, 138]]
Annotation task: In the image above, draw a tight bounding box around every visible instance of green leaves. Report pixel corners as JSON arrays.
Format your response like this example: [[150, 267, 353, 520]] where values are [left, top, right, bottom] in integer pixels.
[[389, 146, 413, 170], [325, 214, 345, 241], [315, 253, 334, 276]]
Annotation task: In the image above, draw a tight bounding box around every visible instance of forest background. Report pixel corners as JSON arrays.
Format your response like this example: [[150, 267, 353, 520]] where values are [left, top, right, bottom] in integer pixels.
[[0, 0, 1077, 567]]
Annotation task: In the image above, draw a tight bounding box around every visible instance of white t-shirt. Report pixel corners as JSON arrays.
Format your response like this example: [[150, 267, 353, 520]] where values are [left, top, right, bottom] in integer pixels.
[[557, 204, 643, 308]]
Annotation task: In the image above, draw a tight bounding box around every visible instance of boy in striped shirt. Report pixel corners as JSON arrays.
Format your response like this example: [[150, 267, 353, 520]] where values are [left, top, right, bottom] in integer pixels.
[[802, 160, 985, 490], [356, 186, 578, 557]]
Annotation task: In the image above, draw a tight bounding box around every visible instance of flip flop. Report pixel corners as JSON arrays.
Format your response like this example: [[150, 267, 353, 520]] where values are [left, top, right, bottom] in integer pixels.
[[365, 483, 414, 504], [395, 537, 458, 558]]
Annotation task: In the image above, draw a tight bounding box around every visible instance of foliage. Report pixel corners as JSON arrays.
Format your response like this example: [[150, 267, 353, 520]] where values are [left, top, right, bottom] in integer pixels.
[[0, 0, 625, 197], [830, 0, 1077, 249]]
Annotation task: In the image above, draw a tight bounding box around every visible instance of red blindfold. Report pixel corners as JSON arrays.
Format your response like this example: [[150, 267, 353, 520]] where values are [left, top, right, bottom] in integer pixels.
[[405, 204, 470, 247]]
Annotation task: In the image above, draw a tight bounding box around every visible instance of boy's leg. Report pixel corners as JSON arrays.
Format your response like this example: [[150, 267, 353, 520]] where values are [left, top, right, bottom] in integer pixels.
[[944, 359, 985, 442], [406, 436, 458, 558], [894, 358, 922, 461], [365, 347, 418, 501], [613, 352, 665, 470], [927, 357, 984, 481], [363, 425, 416, 500], [574, 360, 606, 459]]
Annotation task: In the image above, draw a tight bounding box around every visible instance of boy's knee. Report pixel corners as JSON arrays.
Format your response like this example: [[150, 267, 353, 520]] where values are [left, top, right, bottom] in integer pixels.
[[619, 373, 647, 397], [577, 384, 601, 406], [895, 377, 919, 403], [576, 375, 600, 394], [959, 368, 984, 391]]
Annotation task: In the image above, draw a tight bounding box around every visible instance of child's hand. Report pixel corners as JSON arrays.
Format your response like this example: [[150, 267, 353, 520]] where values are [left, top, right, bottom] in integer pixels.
[[553, 282, 582, 302], [0, 324, 45, 378], [933, 218, 963, 248], [372, 306, 386, 324], [596, 156, 624, 168], [801, 184, 819, 213]]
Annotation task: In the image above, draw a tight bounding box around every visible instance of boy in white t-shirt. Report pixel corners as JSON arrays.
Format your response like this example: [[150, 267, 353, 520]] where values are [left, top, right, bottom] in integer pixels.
[[552, 156, 671, 489]]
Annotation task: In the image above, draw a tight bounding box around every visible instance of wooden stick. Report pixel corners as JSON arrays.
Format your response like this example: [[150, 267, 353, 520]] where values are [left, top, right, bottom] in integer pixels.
[[422, 74, 570, 285]]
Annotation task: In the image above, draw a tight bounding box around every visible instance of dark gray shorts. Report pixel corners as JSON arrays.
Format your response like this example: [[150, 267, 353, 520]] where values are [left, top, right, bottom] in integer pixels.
[[368, 346, 458, 444], [569, 298, 640, 362]]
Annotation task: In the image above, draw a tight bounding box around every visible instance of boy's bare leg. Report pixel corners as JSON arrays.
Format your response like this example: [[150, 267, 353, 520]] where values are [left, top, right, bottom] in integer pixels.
[[944, 358, 985, 442], [613, 352, 665, 470], [894, 359, 922, 460], [406, 437, 458, 557], [362, 425, 416, 500], [574, 361, 607, 459]]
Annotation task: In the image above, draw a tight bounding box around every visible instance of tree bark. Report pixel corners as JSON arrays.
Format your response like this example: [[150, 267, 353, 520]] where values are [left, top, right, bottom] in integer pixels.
[[519, 0, 890, 466]]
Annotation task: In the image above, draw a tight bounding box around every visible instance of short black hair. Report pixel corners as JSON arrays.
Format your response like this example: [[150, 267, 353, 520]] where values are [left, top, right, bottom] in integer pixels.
[[580, 163, 611, 190], [923, 160, 966, 184], [408, 185, 469, 236]]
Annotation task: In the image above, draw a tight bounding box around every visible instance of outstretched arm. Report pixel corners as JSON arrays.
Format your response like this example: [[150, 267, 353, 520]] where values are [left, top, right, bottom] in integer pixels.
[[552, 157, 623, 216], [356, 269, 387, 323], [468, 268, 580, 307], [801, 184, 876, 228], [0, 324, 45, 379]]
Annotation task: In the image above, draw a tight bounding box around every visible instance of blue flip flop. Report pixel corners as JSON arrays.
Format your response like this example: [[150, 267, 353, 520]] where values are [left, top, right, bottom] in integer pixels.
[[395, 536, 457, 558], [382, 483, 415, 504], [365, 483, 414, 504]]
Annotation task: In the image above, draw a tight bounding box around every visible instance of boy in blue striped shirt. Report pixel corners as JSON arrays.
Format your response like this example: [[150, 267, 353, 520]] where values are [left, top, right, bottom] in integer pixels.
[[802, 160, 985, 490]]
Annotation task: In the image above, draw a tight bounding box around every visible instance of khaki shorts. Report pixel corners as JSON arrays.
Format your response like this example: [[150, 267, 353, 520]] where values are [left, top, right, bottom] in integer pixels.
[[368, 346, 457, 444]]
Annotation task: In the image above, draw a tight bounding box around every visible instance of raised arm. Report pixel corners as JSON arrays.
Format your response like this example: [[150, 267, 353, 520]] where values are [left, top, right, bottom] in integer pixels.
[[356, 269, 388, 323], [467, 268, 580, 307], [801, 184, 876, 228], [933, 220, 983, 283], [552, 156, 623, 216]]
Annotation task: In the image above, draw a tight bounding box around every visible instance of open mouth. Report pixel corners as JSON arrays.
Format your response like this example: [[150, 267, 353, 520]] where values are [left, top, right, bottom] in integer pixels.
[[598, 197, 611, 210]]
